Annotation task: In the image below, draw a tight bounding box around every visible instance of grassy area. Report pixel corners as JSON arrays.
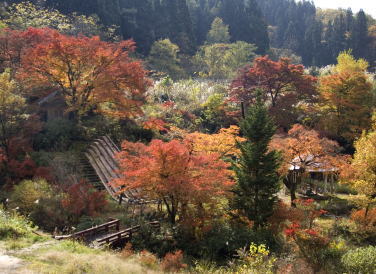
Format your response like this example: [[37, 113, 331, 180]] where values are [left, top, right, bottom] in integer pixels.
[[17, 241, 164, 274], [0, 207, 50, 251]]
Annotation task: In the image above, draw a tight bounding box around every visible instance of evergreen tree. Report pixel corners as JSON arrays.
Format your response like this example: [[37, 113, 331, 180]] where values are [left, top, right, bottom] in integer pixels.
[[231, 92, 281, 230], [206, 17, 230, 44], [352, 10, 369, 59]]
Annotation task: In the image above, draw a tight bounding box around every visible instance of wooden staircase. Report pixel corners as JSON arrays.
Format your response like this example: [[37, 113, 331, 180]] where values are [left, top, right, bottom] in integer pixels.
[[84, 136, 152, 205]]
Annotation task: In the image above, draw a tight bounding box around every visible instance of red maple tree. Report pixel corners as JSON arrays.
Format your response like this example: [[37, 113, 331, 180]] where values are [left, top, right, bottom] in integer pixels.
[[18, 28, 150, 119], [230, 56, 317, 129], [112, 139, 234, 225]]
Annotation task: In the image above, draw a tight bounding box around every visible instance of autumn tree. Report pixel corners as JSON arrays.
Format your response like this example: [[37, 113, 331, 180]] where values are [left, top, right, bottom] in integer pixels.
[[0, 69, 25, 159], [344, 118, 376, 217], [0, 69, 47, 186], [112, 139, 234, 225], [0, 28, 52, 73], [231, 94, 281, 229], [230, 56, 317, 129], [317, 51, 373, 147], [19, 28, 150, 120], [271, 124, 343, 206], [186, 125, 245, 158]]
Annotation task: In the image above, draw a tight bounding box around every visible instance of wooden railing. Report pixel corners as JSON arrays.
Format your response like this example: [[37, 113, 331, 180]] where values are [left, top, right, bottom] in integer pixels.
[[95, 221, 161, 246], [54, 219, 161, 247], [54, 219, 120, 240]]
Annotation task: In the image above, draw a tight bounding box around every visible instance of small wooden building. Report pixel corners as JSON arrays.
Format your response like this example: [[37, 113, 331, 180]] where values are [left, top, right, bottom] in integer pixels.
[[37, 91, 69, 122]]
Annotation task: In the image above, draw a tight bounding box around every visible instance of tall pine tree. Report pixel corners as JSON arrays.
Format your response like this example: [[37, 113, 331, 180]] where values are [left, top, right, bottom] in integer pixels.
[[231, 92, 281, 230]]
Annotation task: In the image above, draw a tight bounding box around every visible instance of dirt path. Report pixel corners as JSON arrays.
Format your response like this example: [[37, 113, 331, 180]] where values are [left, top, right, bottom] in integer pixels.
[[0, 240, 55, 273], [0, 251, 25, 274]]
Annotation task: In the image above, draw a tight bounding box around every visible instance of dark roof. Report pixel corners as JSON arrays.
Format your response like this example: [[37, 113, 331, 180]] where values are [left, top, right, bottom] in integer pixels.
[[37, 91, 59, 106]]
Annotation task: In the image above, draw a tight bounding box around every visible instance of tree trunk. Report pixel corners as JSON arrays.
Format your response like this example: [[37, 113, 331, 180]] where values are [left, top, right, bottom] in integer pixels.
[[290, 187, 297, 207]]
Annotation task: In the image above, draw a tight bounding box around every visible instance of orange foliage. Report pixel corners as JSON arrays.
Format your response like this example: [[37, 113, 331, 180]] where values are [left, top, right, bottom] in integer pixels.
[[112, 138, 234, 224], [271, 124, 344, 175], [185, 125, 245, 158], [351, 208, 376, 230], [120, 243, 134, 258], [19, 28, 150, 118], [161, 250, 187, 272], [318, 70, 373, 143], [139, 250, 158, 268], [143, 118, 168, 132], [0, 28, 53, 72]]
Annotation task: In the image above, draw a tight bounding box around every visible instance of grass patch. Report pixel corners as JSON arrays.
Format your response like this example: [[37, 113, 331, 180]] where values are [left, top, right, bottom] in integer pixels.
[[0, 207, 48, 250], [21, 241, 163, 274]]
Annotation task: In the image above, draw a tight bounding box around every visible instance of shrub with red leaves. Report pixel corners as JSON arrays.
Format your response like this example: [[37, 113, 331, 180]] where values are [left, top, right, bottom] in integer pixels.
[[61, 180, 107, 219], [284, 199, 330, 273], [161, 250, 187, 273]]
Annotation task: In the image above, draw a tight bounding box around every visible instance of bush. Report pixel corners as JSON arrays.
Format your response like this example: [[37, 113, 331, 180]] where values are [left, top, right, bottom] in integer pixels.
[[235, 243, 276, 274], [0, 207, 35, 240], [175, 221, 279, 262], [351, 208, 376, 230], [268, 201, 305, 234], [138, 250, 159, 269], [161, 250, 187, 272], [319, 196, 356, 215], [29, 194, 72, 232], [334, 183, 357, 195], [332, 213, 376, 245], [9, 179, 53, 215], [61, 180, 108, 220], [120, 243, 134, 258], [34, 118, 80, 151], [130, 222, 172, 257], [341, 246, 376, 274]]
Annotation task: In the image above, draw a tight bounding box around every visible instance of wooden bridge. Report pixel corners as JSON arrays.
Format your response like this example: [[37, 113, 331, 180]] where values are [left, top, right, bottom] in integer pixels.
[[54, 219, 160, 247]]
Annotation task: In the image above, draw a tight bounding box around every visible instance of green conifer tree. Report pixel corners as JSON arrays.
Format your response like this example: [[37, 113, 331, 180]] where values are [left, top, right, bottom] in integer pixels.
[[206, 17, 230, 44], [231, 92, 281, 230]]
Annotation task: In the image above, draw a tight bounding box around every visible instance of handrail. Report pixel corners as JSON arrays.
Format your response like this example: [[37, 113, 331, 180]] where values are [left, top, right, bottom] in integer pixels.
[[54, 219, 120, 240]]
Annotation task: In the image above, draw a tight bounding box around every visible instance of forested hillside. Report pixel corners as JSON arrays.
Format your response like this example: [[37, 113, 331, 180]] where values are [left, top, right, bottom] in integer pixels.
[[256, 0, 375, 67], [6, 0, 375, 68], [7, 0, 269, 54]]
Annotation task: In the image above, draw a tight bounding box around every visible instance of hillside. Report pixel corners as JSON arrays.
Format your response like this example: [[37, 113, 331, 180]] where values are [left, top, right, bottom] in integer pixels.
[[0, 1, 375, 274]]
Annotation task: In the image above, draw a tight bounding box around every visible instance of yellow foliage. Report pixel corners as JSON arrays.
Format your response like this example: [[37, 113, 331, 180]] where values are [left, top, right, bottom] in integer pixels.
[[334, 50, 368, 74], [186, 125, 245, 158], [347, 127, 376, 206]]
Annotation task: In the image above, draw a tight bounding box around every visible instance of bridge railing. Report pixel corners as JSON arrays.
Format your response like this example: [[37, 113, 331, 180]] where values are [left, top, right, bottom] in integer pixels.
[[54, 219, 120, 240]]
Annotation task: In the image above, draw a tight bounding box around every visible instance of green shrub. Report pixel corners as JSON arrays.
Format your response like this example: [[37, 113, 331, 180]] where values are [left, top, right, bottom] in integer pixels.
[[175, 221, 279, 262], [0, 207, 35, 240], [34, 118, 80, 151], [334, 183, 357, 195], [341, 246, 376, 274], [332, 217, 376, 245], [76, 216, 107, 231], [10, 179, 53, 215], [319, 196, 356, 216], [29, 195, 72, 232]]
